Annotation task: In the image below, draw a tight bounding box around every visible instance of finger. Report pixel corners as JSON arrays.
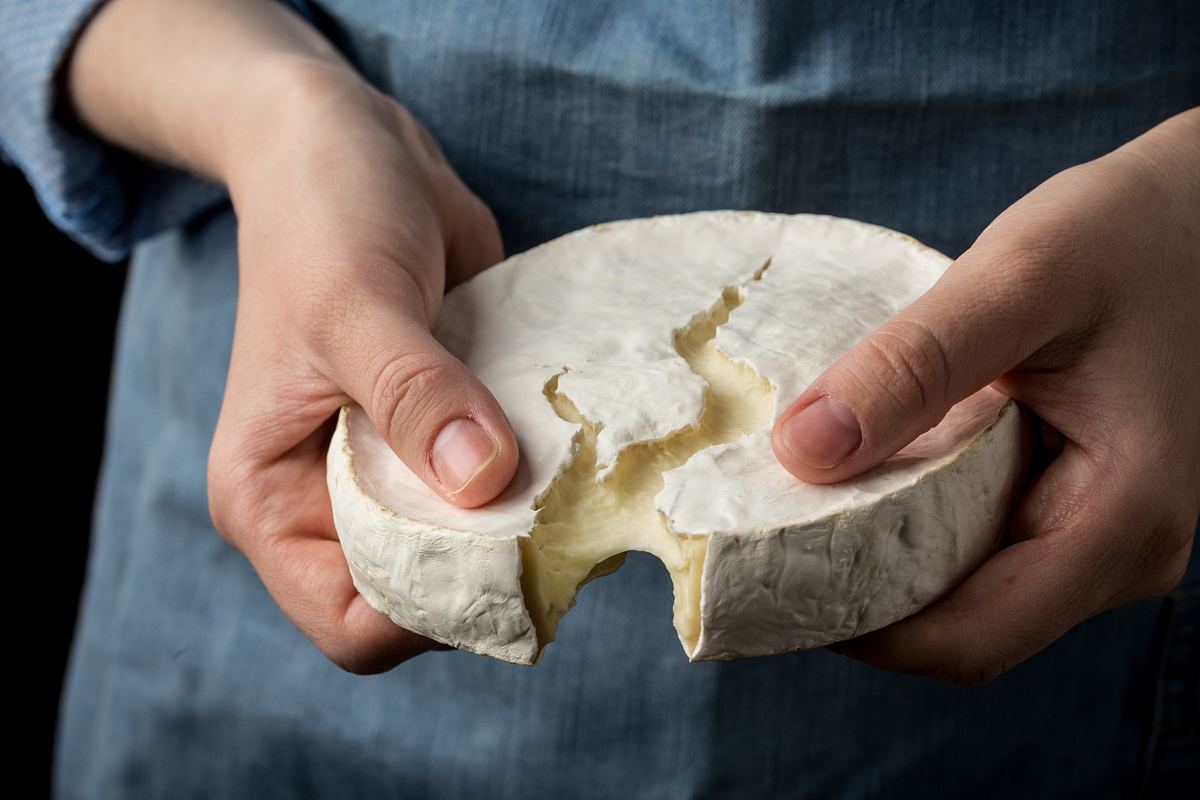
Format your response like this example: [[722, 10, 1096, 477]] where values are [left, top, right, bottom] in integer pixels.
[[443, 187, 505, 288], [1001, 406, 1055, 547], [825, 441, 1188, 685], [266, 535, 443, 673], [318, 270, 520, 508], [771, 235, 1079, 484], [215, 415, 441, 674]]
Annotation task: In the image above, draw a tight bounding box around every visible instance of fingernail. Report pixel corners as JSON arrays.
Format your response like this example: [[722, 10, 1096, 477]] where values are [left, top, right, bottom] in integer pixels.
[[780, 396, 862, 468], [431, 418, 498, 493]]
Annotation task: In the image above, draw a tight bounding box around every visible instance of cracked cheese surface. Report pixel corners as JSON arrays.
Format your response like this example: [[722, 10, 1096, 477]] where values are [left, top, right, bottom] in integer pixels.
[[327, 211, 1021, 664]]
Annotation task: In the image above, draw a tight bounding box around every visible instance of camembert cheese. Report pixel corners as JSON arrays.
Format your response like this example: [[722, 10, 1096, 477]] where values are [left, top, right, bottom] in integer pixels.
[[326, 211, 1021, 664]]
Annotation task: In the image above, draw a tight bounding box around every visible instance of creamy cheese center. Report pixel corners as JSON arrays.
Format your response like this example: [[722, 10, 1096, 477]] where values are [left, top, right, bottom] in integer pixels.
[[518, 263, 776, 660]]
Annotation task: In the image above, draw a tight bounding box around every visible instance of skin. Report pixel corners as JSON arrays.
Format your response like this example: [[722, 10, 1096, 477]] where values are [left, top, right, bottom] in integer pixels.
[[772, 108, 1200, 685], [68, 0, 517, 673], [67, 0, 1198, 682]]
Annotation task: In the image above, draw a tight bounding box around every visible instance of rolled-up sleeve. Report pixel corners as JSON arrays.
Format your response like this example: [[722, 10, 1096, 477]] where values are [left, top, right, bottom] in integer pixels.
[[0, 0, 318, 263]]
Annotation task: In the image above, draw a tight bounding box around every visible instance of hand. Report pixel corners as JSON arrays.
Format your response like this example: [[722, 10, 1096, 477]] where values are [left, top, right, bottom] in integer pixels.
[[206, 62, 519, 674], [67, 1, 519, 675], [771, 108, 1200, 686]]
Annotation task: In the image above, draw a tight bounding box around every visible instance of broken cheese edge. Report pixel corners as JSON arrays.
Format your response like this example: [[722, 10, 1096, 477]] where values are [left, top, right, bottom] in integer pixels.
[[325, 211, 1023, 666]]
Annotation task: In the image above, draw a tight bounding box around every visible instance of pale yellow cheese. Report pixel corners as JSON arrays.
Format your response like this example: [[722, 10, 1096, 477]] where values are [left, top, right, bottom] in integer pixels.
[[519, 263, 775, 658]]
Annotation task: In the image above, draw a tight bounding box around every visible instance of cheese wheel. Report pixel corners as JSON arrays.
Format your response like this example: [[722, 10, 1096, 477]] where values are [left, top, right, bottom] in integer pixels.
[[326, 211, 1022, 664]]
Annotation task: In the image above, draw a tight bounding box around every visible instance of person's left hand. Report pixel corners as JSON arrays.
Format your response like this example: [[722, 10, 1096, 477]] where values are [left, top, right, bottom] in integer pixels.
[[770, 108, 1200, 686]]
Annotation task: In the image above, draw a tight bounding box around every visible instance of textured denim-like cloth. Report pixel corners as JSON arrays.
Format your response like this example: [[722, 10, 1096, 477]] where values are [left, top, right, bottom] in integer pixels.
[[47, 1, 1200, 797], [0, 0, 313, 261]]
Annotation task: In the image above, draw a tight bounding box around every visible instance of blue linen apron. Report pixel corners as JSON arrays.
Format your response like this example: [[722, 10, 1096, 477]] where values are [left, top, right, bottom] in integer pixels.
[[55, 1, 1199, 796]]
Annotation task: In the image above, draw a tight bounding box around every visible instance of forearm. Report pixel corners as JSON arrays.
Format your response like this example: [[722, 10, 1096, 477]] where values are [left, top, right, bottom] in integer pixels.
[[66, 0, 354, 186]]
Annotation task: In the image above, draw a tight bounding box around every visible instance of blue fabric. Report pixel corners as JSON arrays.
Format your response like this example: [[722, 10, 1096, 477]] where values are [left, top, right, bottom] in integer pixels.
[[41, 0, 1200, 797], [0, 0, 317, 262]]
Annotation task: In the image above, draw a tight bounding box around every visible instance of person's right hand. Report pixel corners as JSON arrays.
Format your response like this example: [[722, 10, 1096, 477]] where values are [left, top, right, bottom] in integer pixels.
[[205, 60, 520, 674], [66, 0, 519, 675]]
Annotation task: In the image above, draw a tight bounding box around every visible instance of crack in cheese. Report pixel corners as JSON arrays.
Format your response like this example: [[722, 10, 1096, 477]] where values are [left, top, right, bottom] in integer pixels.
[[519, 263, 775, 658]]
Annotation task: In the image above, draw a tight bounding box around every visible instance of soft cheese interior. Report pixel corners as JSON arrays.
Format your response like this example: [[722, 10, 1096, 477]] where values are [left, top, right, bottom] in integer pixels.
[[521, 265, 775, 657]]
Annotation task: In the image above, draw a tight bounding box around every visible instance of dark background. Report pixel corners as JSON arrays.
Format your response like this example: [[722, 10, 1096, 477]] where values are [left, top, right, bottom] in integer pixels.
[[9, 162, 128, 796]]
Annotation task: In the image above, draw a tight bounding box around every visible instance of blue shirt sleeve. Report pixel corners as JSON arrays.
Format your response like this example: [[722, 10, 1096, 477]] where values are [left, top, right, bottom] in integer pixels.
[[0, 0, 319, 263]]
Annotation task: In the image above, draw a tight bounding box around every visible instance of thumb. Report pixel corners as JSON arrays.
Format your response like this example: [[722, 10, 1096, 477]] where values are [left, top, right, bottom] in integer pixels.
[[325, 276, 520, 508], [770, 243, 1058, 484]]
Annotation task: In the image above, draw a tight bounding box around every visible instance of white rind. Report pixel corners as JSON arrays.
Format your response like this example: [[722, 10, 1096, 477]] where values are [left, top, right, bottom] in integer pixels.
[[325, 211, 1024, 665], [327, 411, 539, 663], [684, 395, 1020, 661]]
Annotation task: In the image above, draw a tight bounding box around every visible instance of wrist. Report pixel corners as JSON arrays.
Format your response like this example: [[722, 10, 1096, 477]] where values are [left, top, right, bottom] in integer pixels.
[[218, 55, 379, 200], [64, 0, 364, 192]]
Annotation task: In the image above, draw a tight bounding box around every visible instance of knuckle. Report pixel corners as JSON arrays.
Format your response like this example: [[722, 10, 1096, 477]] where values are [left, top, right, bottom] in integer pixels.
[[1161, 508, 1197, 554], [205, 437, 244, 547], [324, 642, 387, 676], [280, 57, 373, 111], [920, 612, 1019, 688], [205, 431, 275, 554], [1145, 559, 1188, 598], [410, 114, 449, 165], [944, 665, 1003, 688], [369, 353, 457, 446], [935, 652, 1009, 687], [1143, 514, 1195, 596], [858, 319, 952, 415], [325, 646, 366, 675]]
